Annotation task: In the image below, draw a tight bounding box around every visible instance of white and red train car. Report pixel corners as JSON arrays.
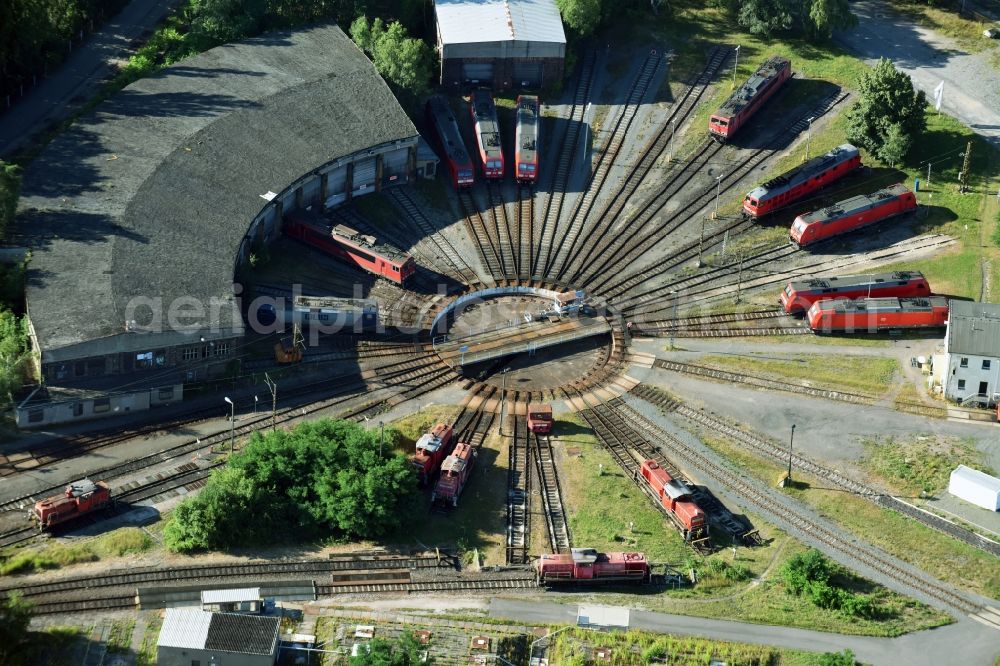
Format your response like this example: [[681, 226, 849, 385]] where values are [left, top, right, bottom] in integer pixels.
[[32, 479, 111, 529], [639, 460, 708, 542], [536, 548, 650, 585], [410, 423, 456, 487], [471, 90, 504, 179], [743, 144, 862, 219], [807, 296, 949, 333], [431, 441, 477, 507], [781, 271, 931, 314], [283, 212, 416, 284], [527, 403, 553, 434], [515, 95, 539, 184], [709, 56, 791, 143], [790, 183, 917, 247], [426, 94, 474, 189]]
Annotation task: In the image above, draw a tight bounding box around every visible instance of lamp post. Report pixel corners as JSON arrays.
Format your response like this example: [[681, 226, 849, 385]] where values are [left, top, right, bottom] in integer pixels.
[[254, 394, 258, 416], [669, 290, 678, 351], [224, 396, 235, 453], [500, 367, 511, 435], [732, 45, 740, 88], [669, 117, 677, 162], [787, 424, 796, 484]]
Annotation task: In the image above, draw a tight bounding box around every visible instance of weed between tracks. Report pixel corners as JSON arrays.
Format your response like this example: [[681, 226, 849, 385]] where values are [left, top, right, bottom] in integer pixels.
[[105, 618, 136, 654], [0, 526, 153, 576], [697, 353, 899, 397]]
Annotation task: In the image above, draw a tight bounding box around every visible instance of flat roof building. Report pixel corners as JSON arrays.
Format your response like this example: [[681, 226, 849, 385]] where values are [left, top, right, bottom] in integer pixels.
[[158, 608, 279, 666]]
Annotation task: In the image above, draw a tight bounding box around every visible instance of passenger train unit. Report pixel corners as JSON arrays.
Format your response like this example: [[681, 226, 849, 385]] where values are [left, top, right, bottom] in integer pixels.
[[426, 94, 474, 189], [709, 56, 791, 142], [790, 183, 917, 247], [781, 271, 931, 314], [515, 95, 539, 184], [807, 296, 949, 333], [470, 90, 504, 179], [743, 144, 862, 219]]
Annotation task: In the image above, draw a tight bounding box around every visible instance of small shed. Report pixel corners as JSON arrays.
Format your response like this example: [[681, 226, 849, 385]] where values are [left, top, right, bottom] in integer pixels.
[[157, 608, 279, 666], [949, 465, 1000, 511], [576, 604, 630, 631], [201, 587, 263, 614]]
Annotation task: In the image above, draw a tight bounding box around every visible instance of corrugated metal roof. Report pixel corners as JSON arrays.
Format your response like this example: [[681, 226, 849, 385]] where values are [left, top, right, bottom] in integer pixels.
[[201, 587, 261, 604], [435, 0, 566, 45], [951, 465, 1000, 493], [205, 613, 280, 655], [158, 608, 211, 650], [947, 300, 1000, 356]]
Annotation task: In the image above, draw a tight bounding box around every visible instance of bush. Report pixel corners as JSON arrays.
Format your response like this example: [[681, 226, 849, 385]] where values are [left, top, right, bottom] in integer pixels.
[[349, 17, 434, 100], [780, 549, 878, 618], [0, 309, 30, 405], [0, 162, 20, 238]]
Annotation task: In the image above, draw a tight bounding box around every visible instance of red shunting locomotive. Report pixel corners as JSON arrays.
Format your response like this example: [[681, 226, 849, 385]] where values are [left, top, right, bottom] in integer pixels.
[[536, 548, 650, 585], [410, 423, 456, 487], [32, 479, 111, 529]]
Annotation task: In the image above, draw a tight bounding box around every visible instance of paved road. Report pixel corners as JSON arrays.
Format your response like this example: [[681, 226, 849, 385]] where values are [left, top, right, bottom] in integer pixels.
[[836, 0, 1000, 148], [0, 0, 178, 159], [489, 599, 1000, 664]]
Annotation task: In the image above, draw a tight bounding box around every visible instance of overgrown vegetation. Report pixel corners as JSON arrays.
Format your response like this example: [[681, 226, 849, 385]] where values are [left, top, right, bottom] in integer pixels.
[[105, 618, 135, 654], [861, 434, 994, 496], [0, 592, 33, 665], [0, 526, 153, 575], [349, 630, 427, 665], [349, 16, 435, 102], [845, 58, 927, 164], [164, 419, 417, 552], [781, 549, 878, 618], [699, 353, 899, 396], [713, 0, 857, 39]]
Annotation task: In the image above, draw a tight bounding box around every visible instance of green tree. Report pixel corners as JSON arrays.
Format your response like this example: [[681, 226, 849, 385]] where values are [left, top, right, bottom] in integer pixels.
[[846, 58, 926, 162], [737, 0, 794, 37], [805, 0, 857, 39], [351, 631, 428, 665], [556, 0, 603, 38], [350, 17, 433, 98], [780, 548, 832, 595], [877, 122, 911, 167], [0, 310, 29, 405], [0, 161, 21, 238], [817, 649, 857, 666], [191, 0, 267, 45], [0, 592, 33, 665]]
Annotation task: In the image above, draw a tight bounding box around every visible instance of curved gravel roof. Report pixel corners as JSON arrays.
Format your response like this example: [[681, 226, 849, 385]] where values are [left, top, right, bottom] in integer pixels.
[[17, 24, 416, 358]]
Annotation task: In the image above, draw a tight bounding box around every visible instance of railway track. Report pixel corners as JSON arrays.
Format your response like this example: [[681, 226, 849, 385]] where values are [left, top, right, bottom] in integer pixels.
[[532, 428, 571, 553], [487, 184, 518, 279], [506, 416, 532, 565], [458, 189, 505, 281], [316, 576, 538, 596], [517, 185, 534, 280]]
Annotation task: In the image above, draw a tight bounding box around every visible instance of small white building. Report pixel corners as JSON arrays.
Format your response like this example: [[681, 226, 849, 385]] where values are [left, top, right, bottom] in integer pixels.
[[948, 465, 1000, 511], [939, 301, 1000, 405]]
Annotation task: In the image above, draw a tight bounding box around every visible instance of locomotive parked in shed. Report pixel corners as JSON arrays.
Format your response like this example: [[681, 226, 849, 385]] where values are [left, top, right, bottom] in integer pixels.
[[470, 90, 504, 179], [527, 403, 553, 434], [32, 479, 111, 529], [807, 296, 949, 333], [431, 441, 477, 507], [536, 548, 650, 584], [781, 271, 931, 314], [640, 459, 708, 543], [515, 95, 539, 184], [426, 94, 475, 189], [743, 144, 862, 219], [709, 56, 791, 142], [255, 295, 379, 332], [411, 423, 456, 487], [790, 183, 917, 247]]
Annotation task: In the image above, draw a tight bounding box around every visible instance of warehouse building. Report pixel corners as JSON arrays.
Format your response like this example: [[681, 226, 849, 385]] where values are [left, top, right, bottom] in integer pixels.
[[15, 24, 418, 425], [157, 608, 280, 666], [435, 0, 566, 90], [938, 301, 1000, 405]]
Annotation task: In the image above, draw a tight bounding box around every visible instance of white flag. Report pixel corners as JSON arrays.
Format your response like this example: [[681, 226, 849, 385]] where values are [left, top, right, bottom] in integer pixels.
[[933, 81, 944, 111]]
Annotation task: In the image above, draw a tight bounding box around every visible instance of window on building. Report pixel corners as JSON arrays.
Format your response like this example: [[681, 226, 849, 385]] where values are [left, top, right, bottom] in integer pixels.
[[93, 398, 111, 413], [28, 409, 43, 423], [214, 342, 230, 356], [958, 379, 966, 391], [182, 347, 199, 361], [983, 360, 991, 370], [960, 357, 968, 368]]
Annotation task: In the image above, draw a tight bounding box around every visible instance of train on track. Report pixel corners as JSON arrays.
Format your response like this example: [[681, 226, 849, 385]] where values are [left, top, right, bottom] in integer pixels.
[[781, 271, 931, 314], [254, 295, 379, 331], [431, 441, 477, 507], [32, 479, 111, 529], [527, 403, 553, 434], [515, 95, 539, 184], [411, 423, 456, 487], [471, 90, 504, 179], [283, 211, 416, 283], [807, 296, 949, 333], [426, 94, 474, 189], [790, 183, 917, 247], [743, 144, 862, 218], [709, 56, 791, 143], [640, 459, 709, 543], [536, 548, 650, 584]]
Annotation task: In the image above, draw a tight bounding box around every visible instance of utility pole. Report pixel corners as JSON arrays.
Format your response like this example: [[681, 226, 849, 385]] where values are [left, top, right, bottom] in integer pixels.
[[927, 162, 932, 187], [714, 174, 723, 218], [379, 420, 385, 457], [787, 424, 796, 484], [265, 373, 278, 432], [224, 396, 235, 453], [734, 253, 745, 304], [697, 216, 706, 268], [958, 141, 972, 193], [732, 45, 740, 89], [499, 367, 511, 435], [805, 117, 814, 161]]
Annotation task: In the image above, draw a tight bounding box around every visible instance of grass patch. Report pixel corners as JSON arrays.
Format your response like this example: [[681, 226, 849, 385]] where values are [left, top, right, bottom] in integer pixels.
[[861, 434, 994, 496], [886, 0, 999, 55], [136, 616, 163, 666], [106, 618, 136, 654], [738, 333, 892, 347], [0, 526, 153, 576], [893, 381, 947, 418], [699, 353, 899, 396], [387, 404, 462, 455]]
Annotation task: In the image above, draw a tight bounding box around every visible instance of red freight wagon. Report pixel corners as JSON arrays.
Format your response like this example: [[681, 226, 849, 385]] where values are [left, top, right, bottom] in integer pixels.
[[536, 548, 650, 584], [32, 479, 111, 529], [790, 183, 917, 247], [743, 144, 862, 219], [709, 56, 791, 142], [431, 441, 477, 507], [640, 459, 708, 541], [471, 90, 504, 179], [426, 94, 474, 189], [807, 296, 949, 333], [780, 271, 931, 314], [515, 95, 539, 184], [527, 403, 553, 434], [410, 423, 456, 487]]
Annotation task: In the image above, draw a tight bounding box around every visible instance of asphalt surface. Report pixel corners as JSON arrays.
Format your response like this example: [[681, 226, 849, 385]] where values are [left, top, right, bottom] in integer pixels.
[[836, 0, 1000, 148], [0, 0, 178, 158]]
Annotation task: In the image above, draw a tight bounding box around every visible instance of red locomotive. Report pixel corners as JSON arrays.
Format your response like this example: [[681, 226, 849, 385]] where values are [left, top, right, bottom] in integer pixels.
[[431, 441, 477, 507], [743, 144, 861, 218], [536, 548, 650, 585], [639, 460, 708, 542], [790, 183, 917, 247], [426, 95, 474, 189], [781, 271, 931, 314], [527, 403, 553, 434], [807, 296, 949, 333], [410, 423, 456, 487], [515, 95, 539, 184], [471, 90, 504, 179], [283, 211, 416, 284], [709, 56, 792, 142], [32, 479, 111, 529]]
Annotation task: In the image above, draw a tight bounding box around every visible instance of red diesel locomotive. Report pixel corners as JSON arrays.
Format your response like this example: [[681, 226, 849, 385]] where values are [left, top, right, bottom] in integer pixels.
[[426, 94, 474, 189], [515, 95, 539, 184], [536, 548, 650, 585], [743, 144, 862, 218], [709, 56, 791, 142], [471, 90, 504, 179], [32, 479, 111, 529], [807, 296, 949, 333], [790, 183, 917, 247], [410, 423, 456, 487], [527, 403, 553, 434], [640, 460, 708, 542], [283, 211, 416, 284], [431, 441, 477, 507], [781, 271, 931, 314]]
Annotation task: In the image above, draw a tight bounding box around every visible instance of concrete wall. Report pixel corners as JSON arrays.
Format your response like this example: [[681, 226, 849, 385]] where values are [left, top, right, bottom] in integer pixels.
[[157, 646, 274, 666], [440, 57, 563, 91]]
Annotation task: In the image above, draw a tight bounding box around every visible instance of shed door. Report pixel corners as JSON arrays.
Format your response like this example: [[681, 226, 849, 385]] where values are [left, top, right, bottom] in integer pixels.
[[462, 62, 493, 83], [512, 61, 542, 87], [352, 157, 377, 195], [382, 148, 409, 186], [324, 165, 348, 209]]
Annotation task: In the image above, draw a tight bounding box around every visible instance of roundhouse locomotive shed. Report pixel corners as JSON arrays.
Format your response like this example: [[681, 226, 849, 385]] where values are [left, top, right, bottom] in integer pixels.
[[15, 25, 418, 426]]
